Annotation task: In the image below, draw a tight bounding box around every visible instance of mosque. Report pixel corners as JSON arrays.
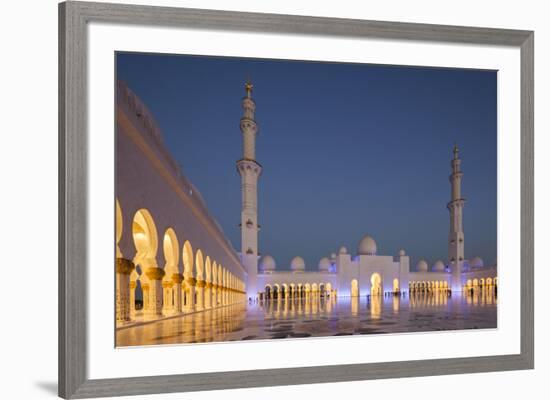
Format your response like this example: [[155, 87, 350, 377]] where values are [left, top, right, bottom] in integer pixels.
[[114, 79, 497, 325]]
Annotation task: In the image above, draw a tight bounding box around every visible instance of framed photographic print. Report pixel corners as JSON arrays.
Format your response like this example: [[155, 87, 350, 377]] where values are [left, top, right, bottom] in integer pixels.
[[59, 1, 534, 398]]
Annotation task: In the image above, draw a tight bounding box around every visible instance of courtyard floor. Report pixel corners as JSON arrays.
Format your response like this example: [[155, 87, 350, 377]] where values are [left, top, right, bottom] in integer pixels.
[[117, 291, 497, 347]]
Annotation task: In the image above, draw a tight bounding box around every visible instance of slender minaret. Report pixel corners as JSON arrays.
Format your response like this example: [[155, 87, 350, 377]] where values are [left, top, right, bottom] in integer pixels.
[[237, 80, 262, 299], [447, 144, 465, 291]]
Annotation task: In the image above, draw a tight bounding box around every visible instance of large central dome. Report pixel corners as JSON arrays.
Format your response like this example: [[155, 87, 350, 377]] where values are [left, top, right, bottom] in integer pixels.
[[357, 234, 377, 255]]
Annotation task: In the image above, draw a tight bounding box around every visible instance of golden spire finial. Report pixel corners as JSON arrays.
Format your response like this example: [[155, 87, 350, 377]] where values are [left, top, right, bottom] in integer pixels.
[[245, 73, 253, 98], [453, 143, 459, 159]]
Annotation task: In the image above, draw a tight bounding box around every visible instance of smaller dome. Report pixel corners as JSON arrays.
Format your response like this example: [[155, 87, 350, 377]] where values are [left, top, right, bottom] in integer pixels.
[[470, 256, 484, 268], [259, 255, 276, 272], [416, 259, 428, 272], [330, 253, 337, 261], [318, 257, 331, 271], [290, 256, 306, 271], [432, 260, 445, 272], [398, 249, 406, 256], [338, 246, 348, 255], [358, 234, 377, 255]]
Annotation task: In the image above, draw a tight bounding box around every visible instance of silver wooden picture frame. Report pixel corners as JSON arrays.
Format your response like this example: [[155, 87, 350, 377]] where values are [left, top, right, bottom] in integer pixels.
[[59, 1, 534, 398]]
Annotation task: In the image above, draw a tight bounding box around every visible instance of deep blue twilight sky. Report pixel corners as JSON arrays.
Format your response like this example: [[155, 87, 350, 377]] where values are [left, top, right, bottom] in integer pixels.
[[117, 52, 497, 271]]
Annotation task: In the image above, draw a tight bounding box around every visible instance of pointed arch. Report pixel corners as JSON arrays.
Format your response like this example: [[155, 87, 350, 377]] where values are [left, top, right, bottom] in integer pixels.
[[162, 228, 180, 274], [132, 208, 159, 268], [182, 240, 194, 277], [116, 199, 123, 258]]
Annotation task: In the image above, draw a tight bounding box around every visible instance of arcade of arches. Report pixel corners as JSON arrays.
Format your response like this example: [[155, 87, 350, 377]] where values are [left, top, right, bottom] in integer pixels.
[[261, 282, 336, 300], [116, 202, 246, 324]]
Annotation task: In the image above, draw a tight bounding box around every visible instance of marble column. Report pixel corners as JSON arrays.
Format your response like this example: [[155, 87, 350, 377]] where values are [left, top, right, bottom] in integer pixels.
[[196, 279, 205, 311], [205, 283, 212, 309], [171, 273, 183, 314], [144, 267, 165, 320], [162, 281, 173, 316], [184, 277, 196, 313], [116, 258, 135, 322]]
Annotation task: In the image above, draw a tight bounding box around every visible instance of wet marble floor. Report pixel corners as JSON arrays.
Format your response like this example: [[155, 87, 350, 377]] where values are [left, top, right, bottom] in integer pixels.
[[116, 292, 497, 347]]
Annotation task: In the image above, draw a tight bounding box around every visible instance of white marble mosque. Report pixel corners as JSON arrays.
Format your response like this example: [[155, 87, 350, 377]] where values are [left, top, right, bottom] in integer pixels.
[[115, 80, 497, 346]]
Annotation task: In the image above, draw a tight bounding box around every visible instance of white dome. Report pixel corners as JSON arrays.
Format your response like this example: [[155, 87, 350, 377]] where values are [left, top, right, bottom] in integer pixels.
[[318, 257, 331, 271], [470, 256, 484, 268], [416, 259, 428, 272], [358, 234, 377, 255], [259, 255, 276, 271], [398, 249, 406, 256], [290, 256, 306, 271], [432, 260, 445, 272], [338, 246, 348, 255], [330, 253, 337, 261]]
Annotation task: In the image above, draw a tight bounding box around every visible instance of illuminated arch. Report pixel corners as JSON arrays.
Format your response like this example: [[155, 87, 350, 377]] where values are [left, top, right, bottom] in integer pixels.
[[282, 283, 288, 297], [162, 228, 179, 274], [273, 284, 281, 299], [205, 256, 212, 282], [393, 278, 399, 292], [195, 249, 204, 279], [351, 279, 359, 297], [371, 273, 382, 296], [182, 241, 194, 277], [265, 284, 273, 299], [212, 261, 217, 285], [132, 208, 159, 268], [116, 199, 123, 258]]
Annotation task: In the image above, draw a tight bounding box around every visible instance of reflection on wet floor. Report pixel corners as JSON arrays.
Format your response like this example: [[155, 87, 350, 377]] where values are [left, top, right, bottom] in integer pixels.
[[116, 291, 497, 347]]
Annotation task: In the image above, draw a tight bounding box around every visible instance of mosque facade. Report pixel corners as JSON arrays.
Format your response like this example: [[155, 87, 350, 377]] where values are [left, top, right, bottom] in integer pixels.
[[114, 80, 497, 326], [239, 82, 497, 300]]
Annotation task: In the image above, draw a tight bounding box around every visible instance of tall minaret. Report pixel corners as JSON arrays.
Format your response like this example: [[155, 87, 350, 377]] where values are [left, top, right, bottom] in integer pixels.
[[237, 80, 262, 299], [447, 144, 465, 291]]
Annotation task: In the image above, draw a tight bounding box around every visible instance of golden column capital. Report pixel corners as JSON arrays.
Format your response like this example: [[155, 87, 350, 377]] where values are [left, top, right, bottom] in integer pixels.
[[145, 267, 166, 281], [116, 258, 135, 275], [196, 280, 206, 288], [186, 277, 197, 286], [171, 273, 184, 284]]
